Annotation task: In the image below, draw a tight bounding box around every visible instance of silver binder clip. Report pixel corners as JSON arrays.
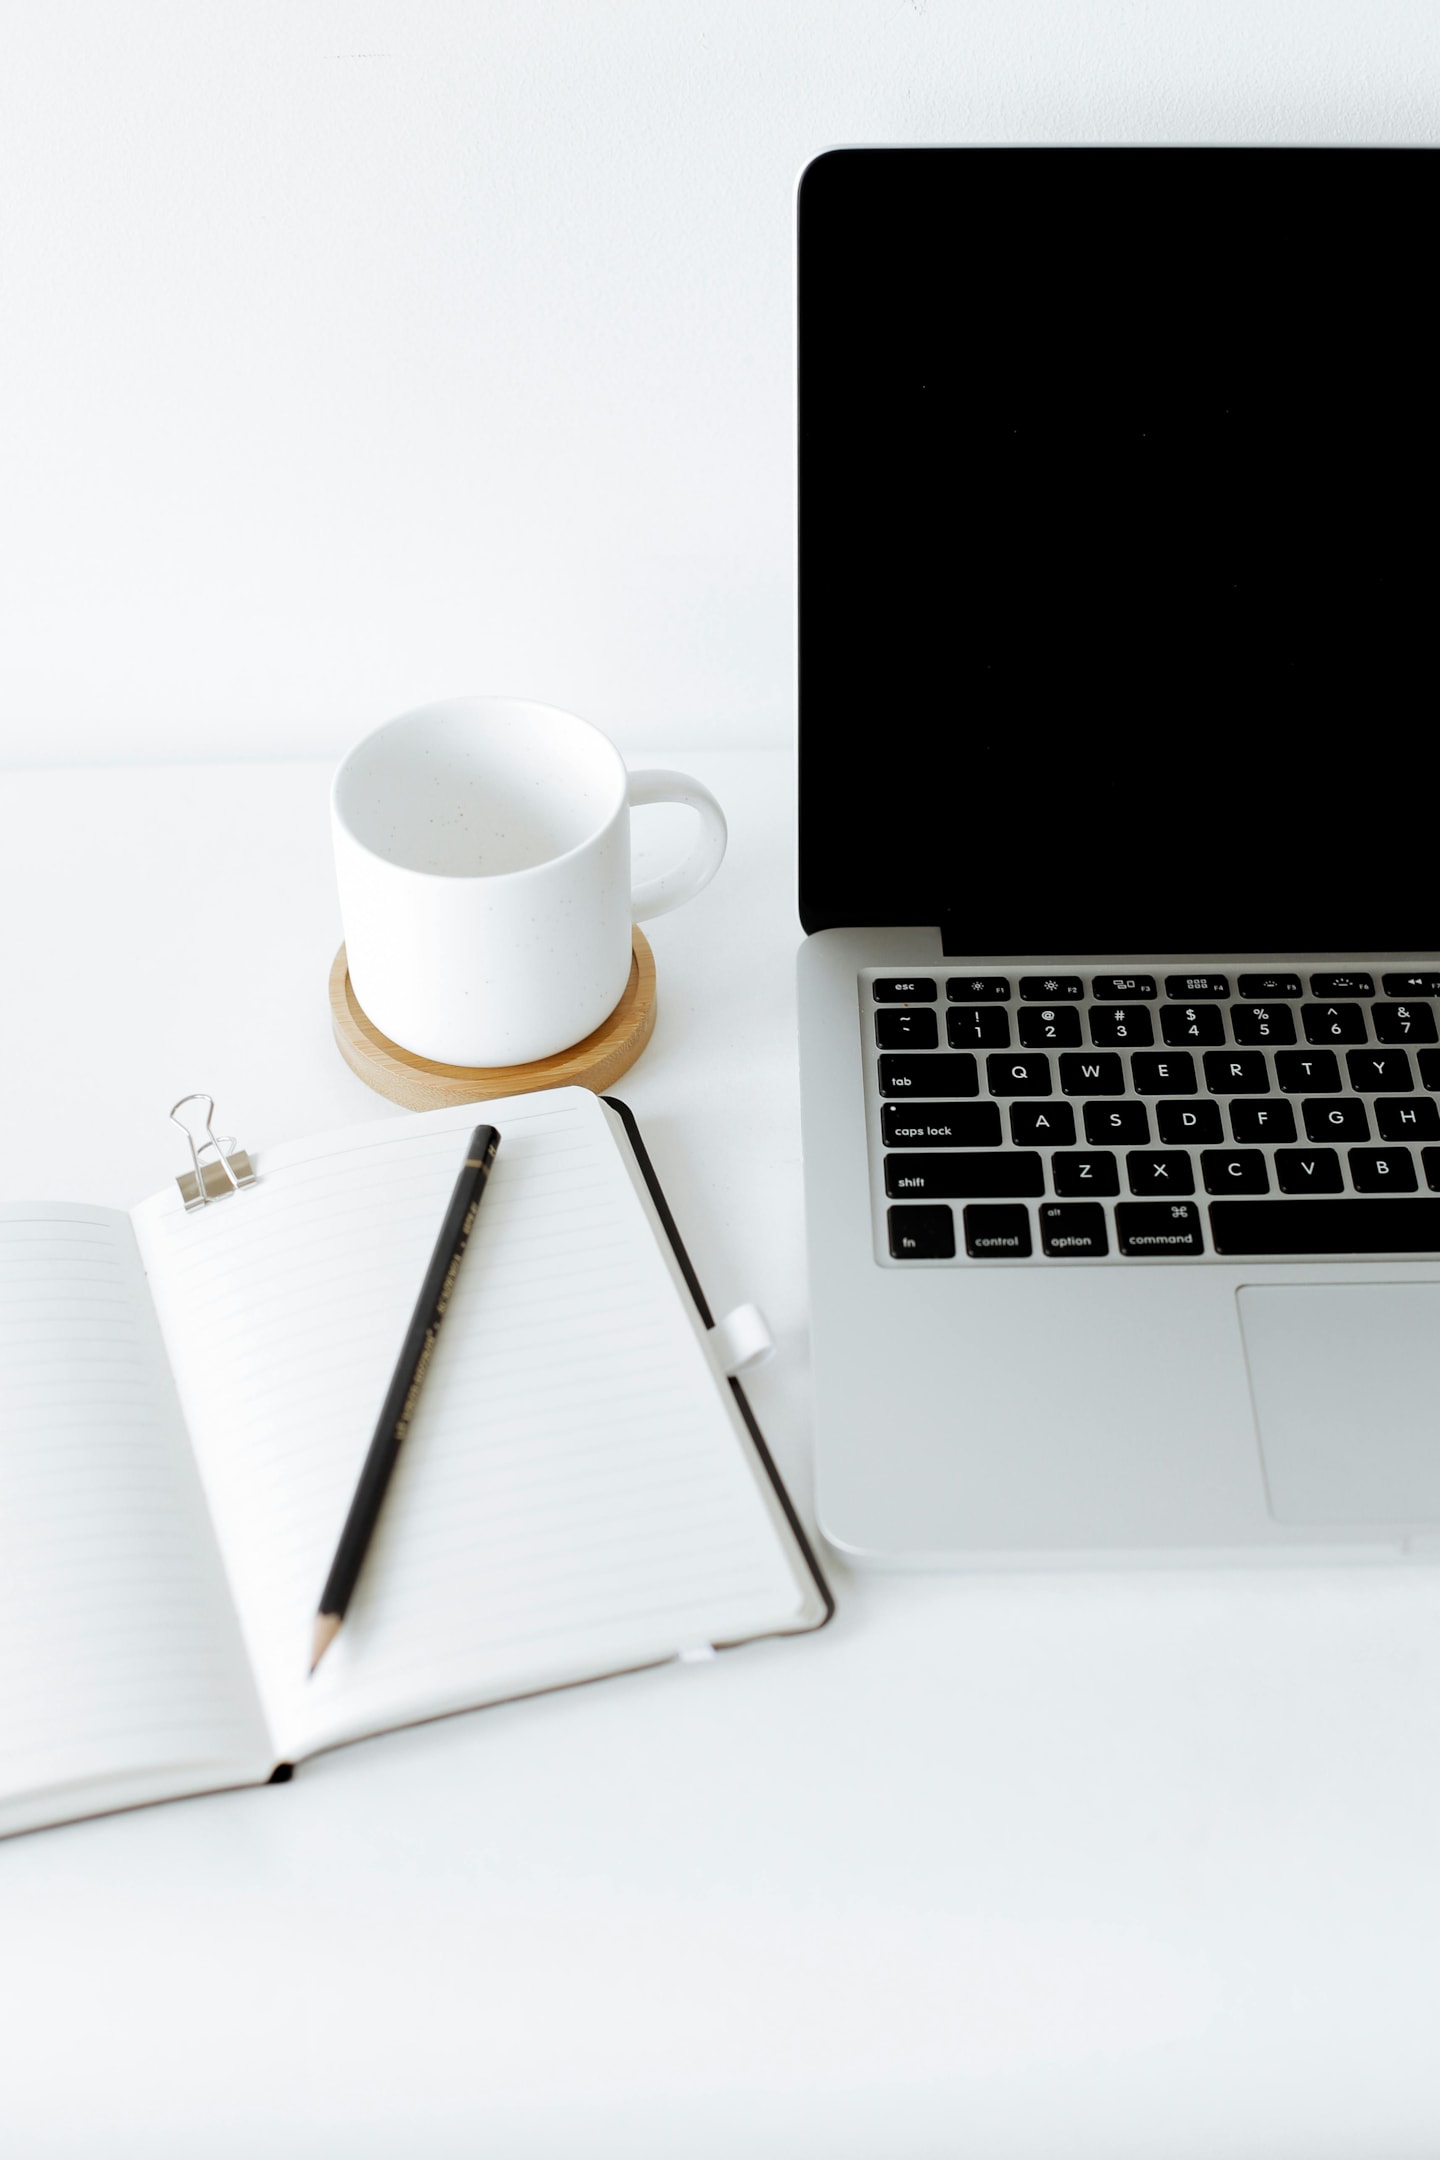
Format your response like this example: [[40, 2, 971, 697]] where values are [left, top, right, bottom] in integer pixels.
[[170, 1094, 258, 1211]]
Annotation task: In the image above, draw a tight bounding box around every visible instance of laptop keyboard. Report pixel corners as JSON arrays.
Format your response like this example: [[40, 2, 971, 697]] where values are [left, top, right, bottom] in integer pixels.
[[868, 965, 1440, 1263]]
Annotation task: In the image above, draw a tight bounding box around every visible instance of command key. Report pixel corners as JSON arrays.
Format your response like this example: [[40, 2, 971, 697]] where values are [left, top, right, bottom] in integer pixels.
[[1114, 1201, 1205, 1256]]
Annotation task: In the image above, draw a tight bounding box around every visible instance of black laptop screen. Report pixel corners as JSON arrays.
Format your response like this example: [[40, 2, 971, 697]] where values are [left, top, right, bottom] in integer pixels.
[[797, 148, 1439, 952]]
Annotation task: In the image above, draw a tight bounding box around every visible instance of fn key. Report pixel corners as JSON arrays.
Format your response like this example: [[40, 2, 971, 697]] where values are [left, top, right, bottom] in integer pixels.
[[888, 1204, 954, 1259]]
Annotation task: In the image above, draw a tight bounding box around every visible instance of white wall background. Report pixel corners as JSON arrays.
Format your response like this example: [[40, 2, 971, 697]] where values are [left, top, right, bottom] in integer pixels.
[[2, 0, 1438, 767]]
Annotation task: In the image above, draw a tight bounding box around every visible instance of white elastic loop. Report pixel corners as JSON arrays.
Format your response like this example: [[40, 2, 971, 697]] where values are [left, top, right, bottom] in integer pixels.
[[709, 1302, 775, 1376]]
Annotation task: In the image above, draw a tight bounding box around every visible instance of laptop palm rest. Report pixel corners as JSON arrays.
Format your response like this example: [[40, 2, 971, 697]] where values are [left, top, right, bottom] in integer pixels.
[[1238, 1284, 1440, 1525]]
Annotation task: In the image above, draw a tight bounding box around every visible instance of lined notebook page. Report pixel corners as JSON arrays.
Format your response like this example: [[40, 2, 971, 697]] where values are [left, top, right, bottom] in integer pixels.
[[0, 1206, 271, 1837], [132, 1092, 805, 1763]]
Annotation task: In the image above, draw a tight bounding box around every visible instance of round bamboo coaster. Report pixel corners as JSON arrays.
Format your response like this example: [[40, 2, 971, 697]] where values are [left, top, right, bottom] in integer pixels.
[[329, 929, 657, 1110]]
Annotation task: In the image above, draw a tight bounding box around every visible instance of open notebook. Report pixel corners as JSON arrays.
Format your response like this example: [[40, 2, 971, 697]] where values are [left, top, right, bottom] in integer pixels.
[[0, 1089, 830, 1839]]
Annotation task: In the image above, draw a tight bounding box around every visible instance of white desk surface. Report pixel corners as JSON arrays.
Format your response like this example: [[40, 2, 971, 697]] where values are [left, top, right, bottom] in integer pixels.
[[3, 752, 1440, 2159]]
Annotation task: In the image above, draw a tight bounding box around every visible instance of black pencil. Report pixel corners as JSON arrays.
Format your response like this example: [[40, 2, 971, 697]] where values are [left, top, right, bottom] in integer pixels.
[[309, 1123, 501, 1674]]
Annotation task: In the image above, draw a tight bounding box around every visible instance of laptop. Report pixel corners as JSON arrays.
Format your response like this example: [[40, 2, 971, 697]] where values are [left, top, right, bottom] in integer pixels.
[[795, 146, 1440, 1565]]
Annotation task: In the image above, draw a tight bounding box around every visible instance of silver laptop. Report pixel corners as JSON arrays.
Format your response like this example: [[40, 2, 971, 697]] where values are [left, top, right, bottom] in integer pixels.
[[795, 146, 1440, 1565]]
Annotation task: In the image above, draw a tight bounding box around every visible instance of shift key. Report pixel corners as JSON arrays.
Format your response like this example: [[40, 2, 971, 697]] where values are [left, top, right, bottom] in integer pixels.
[[884, 1152, 1044, 1199]]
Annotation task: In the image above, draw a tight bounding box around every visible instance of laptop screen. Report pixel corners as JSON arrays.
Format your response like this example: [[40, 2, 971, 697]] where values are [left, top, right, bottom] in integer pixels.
[[798, 148, 1439, 953]]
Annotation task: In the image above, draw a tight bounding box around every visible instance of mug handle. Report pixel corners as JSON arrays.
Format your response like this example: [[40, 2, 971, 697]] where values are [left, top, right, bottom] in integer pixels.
[[627, 770, 728, 921]]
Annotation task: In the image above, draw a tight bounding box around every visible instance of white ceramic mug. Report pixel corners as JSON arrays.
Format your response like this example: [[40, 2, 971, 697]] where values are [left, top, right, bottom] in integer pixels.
[[331, 697, 727, 1066]]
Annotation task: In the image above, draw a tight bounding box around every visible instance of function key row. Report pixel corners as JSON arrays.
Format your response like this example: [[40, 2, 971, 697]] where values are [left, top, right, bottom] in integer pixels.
[[875, 974, 1168, 1003], [873, 970, 1440, 1005]]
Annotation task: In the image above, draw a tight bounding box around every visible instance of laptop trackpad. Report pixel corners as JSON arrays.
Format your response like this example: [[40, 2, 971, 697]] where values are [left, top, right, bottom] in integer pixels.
[[1238, 1283, 1440, 1525]]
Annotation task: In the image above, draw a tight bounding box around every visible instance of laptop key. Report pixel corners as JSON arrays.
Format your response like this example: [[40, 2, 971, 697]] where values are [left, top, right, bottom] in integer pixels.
[[1373, 1003, 1438, 1043], [1011, 1102, 1076, 1146], [1201, 1150, 1269, 1194], [1384, 972, 1440, 998], [1303, 1098, 1370, 1142], [1310, 971, 1375, 997], [1019, 975, 1083, 1000], [887, 1204, 955, 1259], [873, 977, 936, 1002], [1302, 1003, 1367, 1044], [1209, 1197, 1440, 1254], [881, 1103, 1002, 1148], [1059, 1052, 1124, 1095], [1376, 1097, 1440, 1140], [1126, 1150, 1196, 1195], [1230, 1099, 1296, 1143], [1160, 1004, 1225, 1046], [1231, 1004, 1297, 1045], [1204, 1051, 1270, 1093], [1238, 972, 1303, 997], [878, 1054, 978, 1097], [1421, 1050, 1440, 1090], [1115, 1201, 1205, 1255], [1017, 1007, 1082, 1047], [1084, 1101, 1150, 1145], [1039, 1202, 1109, 1257], [1276, 1050, 1340, 1092], [883, 1152, 1044, 1199], [1165, 974, 1230, 999], [985, 1053, 1052, 1096], [1091, 975, 1157, 1000], [962, 1204, 1032, 1258], [1425, 1148, 1440, 1191], [1346, 1048, 1412, 1092], [948, 1006, 1011, 1048], [1131, 1052, 1197, 1094], [1089, 1006, 1154, 1046], [946, 975, 1011, 1000], [1349, 1148, 1419, 1192], [1158, 1100, 1224, 1143], [875, 1008, 938, 1050], [1052, 1151, 1120, 1196], [1274, 1148, 1344, 1192]]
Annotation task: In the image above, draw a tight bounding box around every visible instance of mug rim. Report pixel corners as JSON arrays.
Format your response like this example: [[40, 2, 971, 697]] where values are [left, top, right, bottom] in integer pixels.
[[331, 695, 628, 882]]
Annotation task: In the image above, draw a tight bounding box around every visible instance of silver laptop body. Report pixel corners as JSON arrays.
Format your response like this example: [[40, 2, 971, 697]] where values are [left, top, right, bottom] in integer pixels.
[[795, 149, 1440, 1565]]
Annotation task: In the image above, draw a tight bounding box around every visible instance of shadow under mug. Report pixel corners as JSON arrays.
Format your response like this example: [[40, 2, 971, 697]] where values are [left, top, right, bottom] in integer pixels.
[[331, 697, 728, 1066]]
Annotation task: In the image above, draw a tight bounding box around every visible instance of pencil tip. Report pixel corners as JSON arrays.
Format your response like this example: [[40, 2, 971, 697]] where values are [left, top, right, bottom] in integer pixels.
[[309, 1613, 341, 1675]]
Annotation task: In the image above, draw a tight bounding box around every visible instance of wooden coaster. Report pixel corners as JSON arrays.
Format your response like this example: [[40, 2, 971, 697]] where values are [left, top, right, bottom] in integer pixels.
[[329, 928, 657, 1110]]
